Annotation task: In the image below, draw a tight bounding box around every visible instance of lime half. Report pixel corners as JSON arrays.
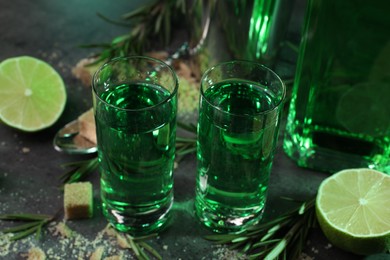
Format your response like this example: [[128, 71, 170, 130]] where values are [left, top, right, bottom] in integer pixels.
[[0, 56, 66, 131], [316, 168, 390, 255]]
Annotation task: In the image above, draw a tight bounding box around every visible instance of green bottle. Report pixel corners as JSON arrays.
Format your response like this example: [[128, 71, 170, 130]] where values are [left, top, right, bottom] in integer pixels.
[[283, 0, 390, 174], [217, 0, 294, 65]]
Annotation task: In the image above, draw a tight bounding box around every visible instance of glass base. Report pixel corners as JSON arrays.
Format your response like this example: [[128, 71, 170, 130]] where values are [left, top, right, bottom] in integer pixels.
[[102, 195, 173, 236], [283, 125, 390, 174], [195, 195, 265, 233]]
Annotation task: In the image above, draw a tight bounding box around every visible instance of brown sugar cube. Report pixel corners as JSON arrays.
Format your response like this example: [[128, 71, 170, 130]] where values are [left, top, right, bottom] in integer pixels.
[[78, 108, 97, 145], [64, 182, 93, 220]]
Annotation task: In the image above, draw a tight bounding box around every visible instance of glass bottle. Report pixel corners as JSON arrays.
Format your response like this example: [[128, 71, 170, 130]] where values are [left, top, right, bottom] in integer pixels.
[[217, 0, 295, 65], [283, 0, 390, 174]]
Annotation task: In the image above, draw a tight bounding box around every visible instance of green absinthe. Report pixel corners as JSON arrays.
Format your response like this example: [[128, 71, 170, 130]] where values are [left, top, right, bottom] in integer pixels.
[[283, 0, 390, 174], [196, 80, 281, 232], [95, 82, 176, 235]]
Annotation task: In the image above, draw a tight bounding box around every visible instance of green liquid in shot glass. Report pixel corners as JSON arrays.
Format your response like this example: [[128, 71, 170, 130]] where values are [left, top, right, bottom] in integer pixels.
[[195, 80, 280, 232], [95, 82, 176, 235]]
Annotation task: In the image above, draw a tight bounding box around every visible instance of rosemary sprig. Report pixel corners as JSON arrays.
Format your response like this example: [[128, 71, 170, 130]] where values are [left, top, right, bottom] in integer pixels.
[[114, 230, 162, 260], [81, 0, 191, 64], [204, 197, 317, 260], [176, 137, 197, 156], [0, 213, 54, 241], [60, 157, 99, 184], [129, 235, 162, 260], [177, 121, 197, 133], [176, 120, 197, 160]]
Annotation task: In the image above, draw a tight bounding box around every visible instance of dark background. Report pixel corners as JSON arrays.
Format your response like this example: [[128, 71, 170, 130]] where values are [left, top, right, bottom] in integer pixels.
[[0, 0, 381, 259]]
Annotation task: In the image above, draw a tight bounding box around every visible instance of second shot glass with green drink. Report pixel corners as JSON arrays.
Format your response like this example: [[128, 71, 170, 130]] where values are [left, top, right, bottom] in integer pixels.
[[92, 56, 178, 235], [195, 60, 285, 232]]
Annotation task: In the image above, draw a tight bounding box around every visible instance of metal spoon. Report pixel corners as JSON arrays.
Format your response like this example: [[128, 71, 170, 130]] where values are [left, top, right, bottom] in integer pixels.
[[53, 119, 97, 154], [54, 7, 211, 154]]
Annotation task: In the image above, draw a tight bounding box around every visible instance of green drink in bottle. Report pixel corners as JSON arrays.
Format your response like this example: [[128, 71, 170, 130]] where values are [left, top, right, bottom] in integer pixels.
[[283, 0, 390, 174]]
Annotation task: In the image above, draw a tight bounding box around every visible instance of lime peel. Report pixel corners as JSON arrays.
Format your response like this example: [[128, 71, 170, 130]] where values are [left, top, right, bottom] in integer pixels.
[[316, 168, 390, 255]]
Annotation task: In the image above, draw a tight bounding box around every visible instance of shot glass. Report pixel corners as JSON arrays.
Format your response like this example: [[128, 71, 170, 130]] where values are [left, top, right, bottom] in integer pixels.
[[92, 56, 178, 235], [195, 60, 285, 233]]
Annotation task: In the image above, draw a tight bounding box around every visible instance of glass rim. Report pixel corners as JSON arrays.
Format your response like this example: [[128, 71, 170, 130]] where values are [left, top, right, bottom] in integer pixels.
[[92, 55, 178, 112], [200, 60, 286, 117]]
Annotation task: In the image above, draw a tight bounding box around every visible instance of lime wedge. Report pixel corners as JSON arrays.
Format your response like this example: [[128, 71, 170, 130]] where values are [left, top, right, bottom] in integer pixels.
[[0, 56, 66, 131], [316, 168, 390, 255]]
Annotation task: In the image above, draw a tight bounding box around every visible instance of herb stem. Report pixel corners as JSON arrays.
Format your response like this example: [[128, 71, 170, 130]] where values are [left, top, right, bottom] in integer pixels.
[[0, 212, 55, 241], [204, 197, 317, 259]]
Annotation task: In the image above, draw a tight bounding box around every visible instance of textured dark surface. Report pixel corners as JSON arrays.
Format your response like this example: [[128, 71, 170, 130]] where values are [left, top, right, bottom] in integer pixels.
[[0, 0, 366, 259]]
